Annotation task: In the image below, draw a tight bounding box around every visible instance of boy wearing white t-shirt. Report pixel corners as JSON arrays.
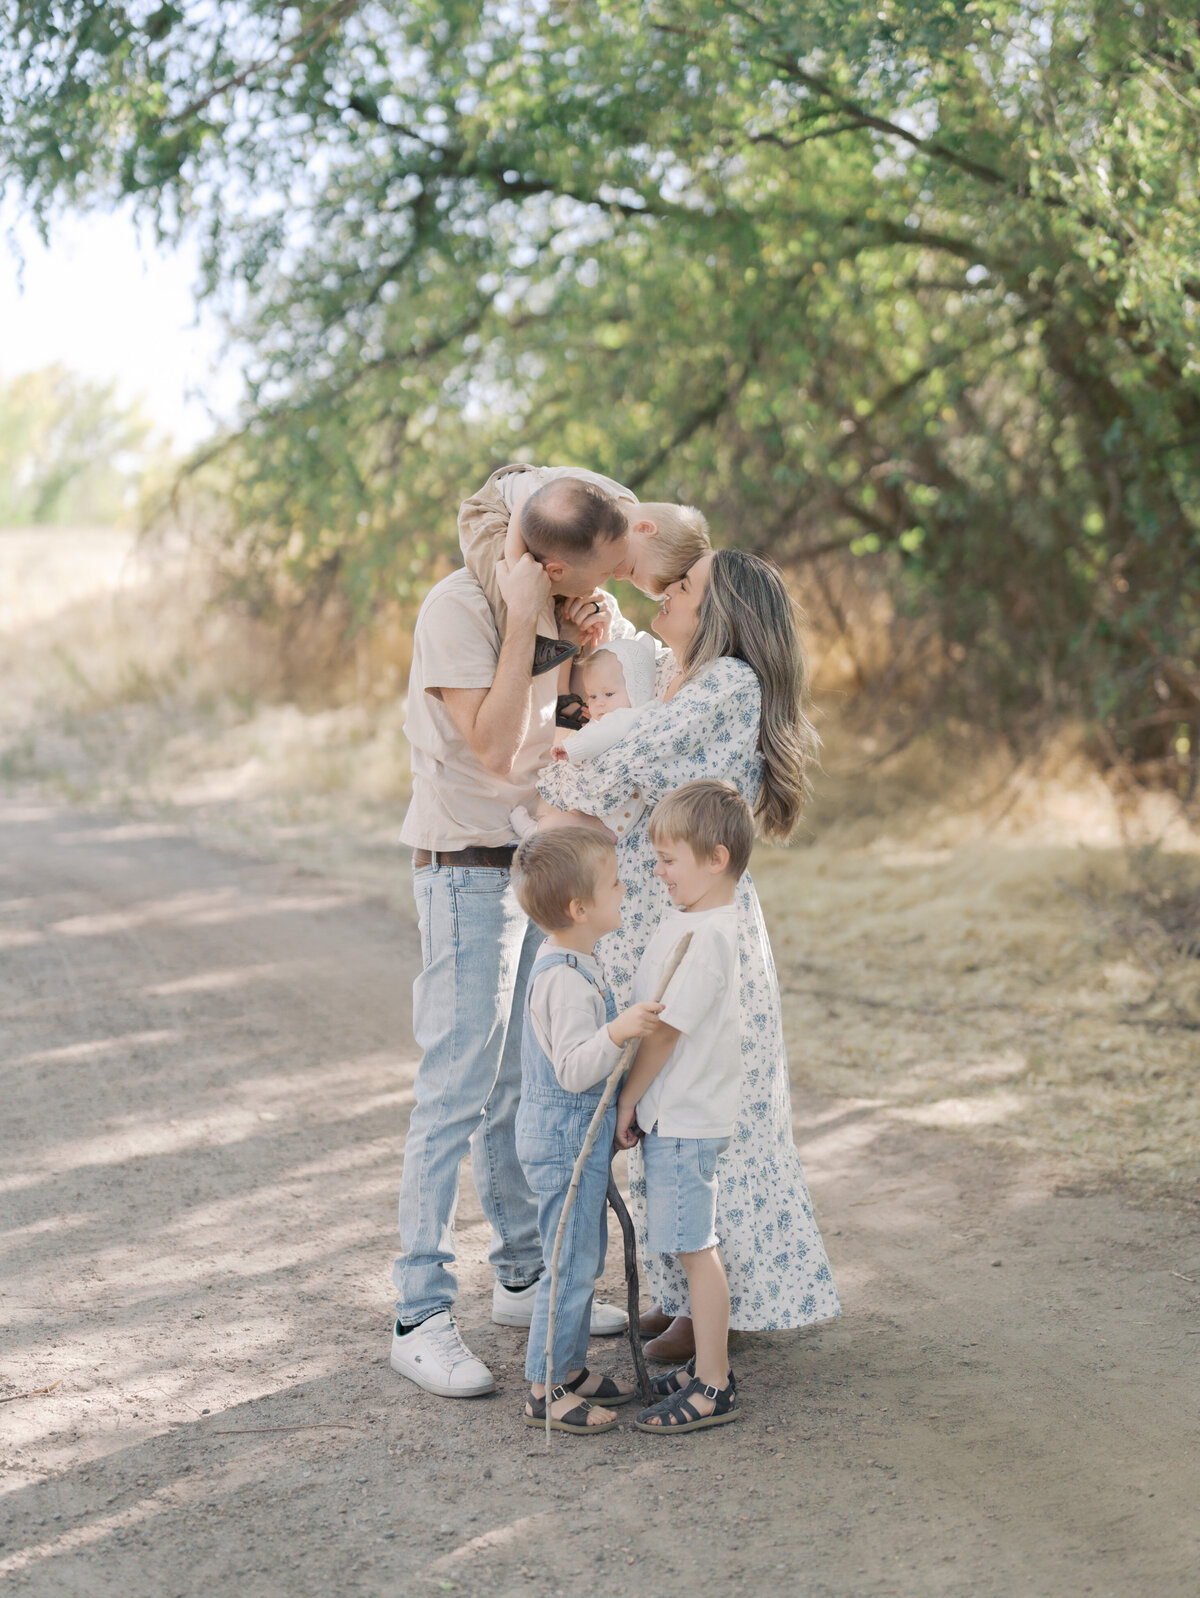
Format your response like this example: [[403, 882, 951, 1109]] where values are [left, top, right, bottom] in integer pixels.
[[614, 780, 755, 1435]]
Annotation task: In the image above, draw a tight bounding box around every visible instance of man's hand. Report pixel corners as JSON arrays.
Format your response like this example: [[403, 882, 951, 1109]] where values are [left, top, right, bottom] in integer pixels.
[[496, 553, 551, 624], [607, 1000, 664, 1048], [560, 592, 610, 652], [439, 554, 547, 777], [615, 1098, 643, 1150]]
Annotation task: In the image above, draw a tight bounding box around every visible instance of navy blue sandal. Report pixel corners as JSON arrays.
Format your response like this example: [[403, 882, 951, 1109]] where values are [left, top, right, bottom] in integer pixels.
[[649, 1360, 739, 1399], [524, 1384, 617, 1434], [634, 1374, 740, 1434], [533, 636, 578, 677], [649, 1359, 695, 1398], [567, 1366, 635, 1406]]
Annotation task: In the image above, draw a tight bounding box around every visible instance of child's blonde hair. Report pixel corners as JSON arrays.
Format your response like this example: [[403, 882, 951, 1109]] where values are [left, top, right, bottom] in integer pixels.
[[648, 779, 755, 879], [637, 503, 711, 594], [512, 828, 616, 931]]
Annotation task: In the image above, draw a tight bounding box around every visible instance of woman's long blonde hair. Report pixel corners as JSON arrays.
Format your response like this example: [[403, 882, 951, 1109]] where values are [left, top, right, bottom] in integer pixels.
[[681, 550, 818, 842]]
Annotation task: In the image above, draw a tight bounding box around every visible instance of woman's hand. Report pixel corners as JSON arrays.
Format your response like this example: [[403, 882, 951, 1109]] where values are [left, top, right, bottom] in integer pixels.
[[608, 1000, 664, 1047], [615, 1098, 643, 1150]]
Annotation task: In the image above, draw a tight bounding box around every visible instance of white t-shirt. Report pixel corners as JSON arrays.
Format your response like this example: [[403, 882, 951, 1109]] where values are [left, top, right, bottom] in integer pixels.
[[631, 903, 741, 1138]]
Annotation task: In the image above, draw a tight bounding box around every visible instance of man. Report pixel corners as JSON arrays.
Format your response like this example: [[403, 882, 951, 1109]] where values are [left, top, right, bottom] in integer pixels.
[[391, 469, 633, 1397]]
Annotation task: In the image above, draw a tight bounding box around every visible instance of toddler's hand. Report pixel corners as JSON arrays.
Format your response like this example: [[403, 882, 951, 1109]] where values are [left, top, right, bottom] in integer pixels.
[[615, 1099, 642, 1150], [552, 743, 568, 762], [608, 1000, 664, 1047]]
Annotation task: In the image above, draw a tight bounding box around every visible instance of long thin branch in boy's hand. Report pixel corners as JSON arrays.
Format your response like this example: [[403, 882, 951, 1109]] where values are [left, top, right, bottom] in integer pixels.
[[543, 932, 692, 1445]]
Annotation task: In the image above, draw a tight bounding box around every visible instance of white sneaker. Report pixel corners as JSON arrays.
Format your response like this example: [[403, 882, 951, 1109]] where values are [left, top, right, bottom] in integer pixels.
[[389, 1310, 496, 1397], [588, 1298, 630, 1336], [491, 1277, 629, 1336]]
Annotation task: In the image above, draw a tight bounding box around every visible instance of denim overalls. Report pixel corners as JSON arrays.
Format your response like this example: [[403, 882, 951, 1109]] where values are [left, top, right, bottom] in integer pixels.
[[515, 950, 619, 1384]]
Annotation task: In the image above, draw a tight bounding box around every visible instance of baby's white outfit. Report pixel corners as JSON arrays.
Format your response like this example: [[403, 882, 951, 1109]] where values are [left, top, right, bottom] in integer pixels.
[[561, 633, 659, 839]]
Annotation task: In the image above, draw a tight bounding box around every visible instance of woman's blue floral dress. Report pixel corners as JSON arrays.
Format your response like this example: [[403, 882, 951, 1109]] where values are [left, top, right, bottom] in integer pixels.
[[539, 654, 841, 1330]]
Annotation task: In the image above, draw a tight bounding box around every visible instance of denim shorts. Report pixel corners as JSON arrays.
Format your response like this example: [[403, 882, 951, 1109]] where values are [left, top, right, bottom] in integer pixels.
[[641, 1130, 731, 1254]]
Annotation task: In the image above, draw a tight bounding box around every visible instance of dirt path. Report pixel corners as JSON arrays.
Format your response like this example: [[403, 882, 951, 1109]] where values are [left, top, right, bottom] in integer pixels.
[[2, 798, 1197, 1598]]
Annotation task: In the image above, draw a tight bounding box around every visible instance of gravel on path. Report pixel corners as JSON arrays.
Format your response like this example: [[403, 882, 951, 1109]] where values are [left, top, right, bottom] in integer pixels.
[[2, 798, 1197, 1598]]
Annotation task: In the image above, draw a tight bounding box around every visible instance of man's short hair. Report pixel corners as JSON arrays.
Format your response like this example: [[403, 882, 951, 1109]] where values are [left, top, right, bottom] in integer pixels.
[[521, 478, 628, 562], [648, 779, 755, 879], [512, 827, 616, 931]]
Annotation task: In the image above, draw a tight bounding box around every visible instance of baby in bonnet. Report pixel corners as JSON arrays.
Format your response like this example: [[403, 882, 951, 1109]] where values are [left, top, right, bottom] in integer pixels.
[[512, 631, 659, 842]]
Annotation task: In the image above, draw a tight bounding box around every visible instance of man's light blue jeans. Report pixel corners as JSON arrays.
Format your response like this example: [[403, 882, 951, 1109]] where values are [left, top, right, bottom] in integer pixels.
[[393, 862, 544, 1325]]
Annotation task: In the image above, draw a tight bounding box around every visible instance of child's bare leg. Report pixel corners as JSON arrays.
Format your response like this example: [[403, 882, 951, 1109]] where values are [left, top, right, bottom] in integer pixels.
[[687, 1246, 731, 1394], [642, 1246, 729, 1423], [505, 507, 529, 566]]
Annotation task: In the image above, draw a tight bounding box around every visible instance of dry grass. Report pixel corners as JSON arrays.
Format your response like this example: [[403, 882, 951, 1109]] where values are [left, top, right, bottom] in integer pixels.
[[0, 527, 412, 877], [757, 721, 1200, 1202], [2, 526, 1197, 1202]]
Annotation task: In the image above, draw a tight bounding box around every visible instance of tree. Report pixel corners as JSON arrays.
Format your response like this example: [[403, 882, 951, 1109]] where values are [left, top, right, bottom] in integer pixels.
[[3, 2, 1197, 776], [0, 365, 150, 525]]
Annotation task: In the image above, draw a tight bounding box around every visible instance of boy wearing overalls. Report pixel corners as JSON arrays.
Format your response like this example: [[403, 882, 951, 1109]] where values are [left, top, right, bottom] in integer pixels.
[[511, 828, 664, 1433]]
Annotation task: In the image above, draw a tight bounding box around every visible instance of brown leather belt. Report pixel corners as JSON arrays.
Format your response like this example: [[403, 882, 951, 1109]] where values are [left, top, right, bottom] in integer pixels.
[[412, 845, 518, 869]]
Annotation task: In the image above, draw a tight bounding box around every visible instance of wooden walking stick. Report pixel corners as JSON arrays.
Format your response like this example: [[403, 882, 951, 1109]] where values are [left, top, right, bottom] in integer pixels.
[[606, 1172, 652, 1405], [544, 932, 692, 1444]]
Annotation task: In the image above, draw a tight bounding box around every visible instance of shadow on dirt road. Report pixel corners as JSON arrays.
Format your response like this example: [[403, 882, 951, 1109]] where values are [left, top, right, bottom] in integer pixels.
[[2, 799, 1197, 1597]]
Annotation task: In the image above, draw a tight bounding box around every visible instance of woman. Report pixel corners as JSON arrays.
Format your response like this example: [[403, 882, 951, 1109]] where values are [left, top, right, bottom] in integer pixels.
[[538, 549, 840, 1352]]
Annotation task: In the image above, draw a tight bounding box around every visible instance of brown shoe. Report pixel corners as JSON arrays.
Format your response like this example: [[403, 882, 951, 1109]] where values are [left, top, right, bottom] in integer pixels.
[[639, 1307, 673, 1339], [643, 1315, 695, 1363]]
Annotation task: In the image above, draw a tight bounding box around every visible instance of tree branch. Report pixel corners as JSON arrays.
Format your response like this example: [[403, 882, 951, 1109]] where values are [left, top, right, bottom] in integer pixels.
[[717, 2, 1012, 185], [163, 1, 361, 126]]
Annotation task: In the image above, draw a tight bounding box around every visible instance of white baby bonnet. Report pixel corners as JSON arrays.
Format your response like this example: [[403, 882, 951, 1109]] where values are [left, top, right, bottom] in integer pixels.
[[592, 631, 658, 707]]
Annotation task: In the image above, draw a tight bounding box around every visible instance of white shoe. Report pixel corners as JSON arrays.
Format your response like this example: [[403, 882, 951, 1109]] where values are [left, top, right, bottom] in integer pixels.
[[588, 1298, 630, 1336], [491, 1277, 629, 1336], [389, 1310, 496, 1397]]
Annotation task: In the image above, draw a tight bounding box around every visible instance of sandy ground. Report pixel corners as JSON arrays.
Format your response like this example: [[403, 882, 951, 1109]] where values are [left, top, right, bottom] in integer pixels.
[[3, 525, 1199, 1595], [3, 798, 1199, 1598]]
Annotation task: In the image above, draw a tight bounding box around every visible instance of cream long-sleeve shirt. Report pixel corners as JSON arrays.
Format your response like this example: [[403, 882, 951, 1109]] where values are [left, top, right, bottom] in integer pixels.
[[527, 943, 623, 1094]]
